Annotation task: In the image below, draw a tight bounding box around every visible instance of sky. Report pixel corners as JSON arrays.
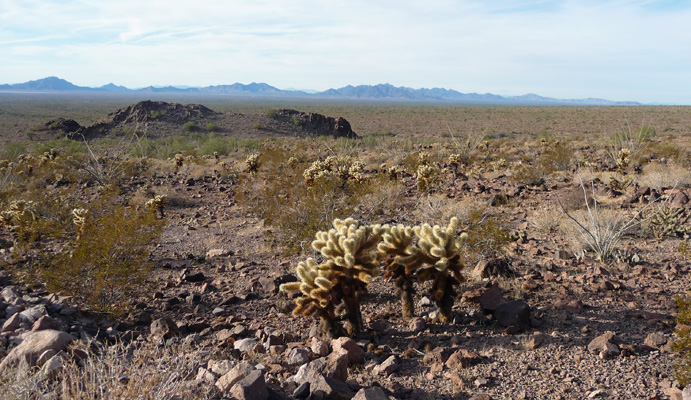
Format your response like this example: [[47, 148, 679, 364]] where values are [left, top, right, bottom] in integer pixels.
[[1, 0, 690, 104]]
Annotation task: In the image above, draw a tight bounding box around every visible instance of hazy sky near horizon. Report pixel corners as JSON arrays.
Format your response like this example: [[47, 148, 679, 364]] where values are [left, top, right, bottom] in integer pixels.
[[1, 0, 690, 104]]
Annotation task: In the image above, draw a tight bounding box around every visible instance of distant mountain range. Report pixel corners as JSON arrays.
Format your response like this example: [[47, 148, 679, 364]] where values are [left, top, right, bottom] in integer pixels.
[[0, 76, 641, 106]]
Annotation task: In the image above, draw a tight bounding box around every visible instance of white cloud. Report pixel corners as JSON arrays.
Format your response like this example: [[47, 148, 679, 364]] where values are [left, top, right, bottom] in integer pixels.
[[0, 0, 690, 102]]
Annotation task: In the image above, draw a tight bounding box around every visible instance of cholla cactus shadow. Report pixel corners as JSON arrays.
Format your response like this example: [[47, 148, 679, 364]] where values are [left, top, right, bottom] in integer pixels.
[[281, 218, 385, 338]]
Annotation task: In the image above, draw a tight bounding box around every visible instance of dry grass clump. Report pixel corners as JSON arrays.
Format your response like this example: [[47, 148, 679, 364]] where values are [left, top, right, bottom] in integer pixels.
[[529, 205, 564, 236], [0, 340, 211, 400], [637, 162, 691, 190]]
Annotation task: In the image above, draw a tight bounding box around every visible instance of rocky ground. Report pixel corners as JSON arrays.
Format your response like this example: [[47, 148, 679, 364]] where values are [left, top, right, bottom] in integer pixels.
[[1, 103, 690, 399], [1, 164, 689, 399]]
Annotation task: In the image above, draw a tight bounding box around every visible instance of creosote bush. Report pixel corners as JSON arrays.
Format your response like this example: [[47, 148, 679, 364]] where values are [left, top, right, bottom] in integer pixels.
[[42, 191, 164, 313]]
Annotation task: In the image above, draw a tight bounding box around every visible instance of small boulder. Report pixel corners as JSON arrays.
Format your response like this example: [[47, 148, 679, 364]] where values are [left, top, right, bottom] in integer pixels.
[[331, 337, 365, 365], [494, 300, 531, 331], [310, 375, 356, 400], [374, 355, 398, 376], [353, 387, 391, 400], [229, 370, 268, 400], [0, 329, 75, 373], [587, 331, 620, 359]]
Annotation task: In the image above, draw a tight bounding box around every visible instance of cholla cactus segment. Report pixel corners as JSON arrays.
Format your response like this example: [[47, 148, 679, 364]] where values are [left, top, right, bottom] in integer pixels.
[[416, 164, 438, 192], [173, 153, 184, 171], [616, 148, 631, 170], [386, 166, 399, 180], [303, 156, 366, 186], [72, 208, 88, 239], [414, 219, 461, 264], [72, 208, 88, 226], [448, 153, 461, 167], [417, 151, 430, 166], [145, 195, 168, 217], [280, 258, 336, 314], [246, 153, 260, 173], [0, 200, 38, 233], [311, 218, 385, 281], [287, 156, 300, 168]]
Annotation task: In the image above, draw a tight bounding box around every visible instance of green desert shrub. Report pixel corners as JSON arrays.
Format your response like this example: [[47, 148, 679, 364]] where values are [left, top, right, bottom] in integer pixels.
[[41, 192, 164, 313], [674, 295, 691, 386]]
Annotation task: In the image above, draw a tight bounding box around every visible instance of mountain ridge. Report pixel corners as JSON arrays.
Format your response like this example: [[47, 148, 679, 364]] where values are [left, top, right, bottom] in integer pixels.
[[0, 77, 641, 105]]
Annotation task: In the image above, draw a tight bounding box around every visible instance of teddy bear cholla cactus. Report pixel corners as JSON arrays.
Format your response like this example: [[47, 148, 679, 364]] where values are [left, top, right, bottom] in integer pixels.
[[303, 156, 365, 186], [245, 153, 260, 173], [145, 195, 168, 218], [281, 218, 386, 337], [71, 208, 88, 240], [0, 200, 39, 242], [379, 218, 467, 322]]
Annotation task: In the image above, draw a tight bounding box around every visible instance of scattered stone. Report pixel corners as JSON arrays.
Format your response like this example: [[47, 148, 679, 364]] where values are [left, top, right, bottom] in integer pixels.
[[32, 315, 57, 331], [525, 333, 546, 349], [311, 338, 330, 357], [288, 347, 311, 366], [215, 361, 254, 393], [353, 387, 391, 400], [494, 300, 531, 331], [196, 367, 217, 384], [229, 370, 268, 400], [587, 331, 620, 359], [2, 312, 21, 332], [332, 337, 365, 365], [310, 375, 356, 400], [0, 329, 75, 373], [445, 349, 481, 369], [479, 284, 505, 312], [644, 332, 667, 349], [206, 248, 231, 259], [182, 272, 206, 283], [293, 382, 311, 399], [234, 338, 259, 353], [150, 317, 179, 341], [295, 352, 348, 384], [410, 317, 426, 333], [20, 304, 47, 323], [374, 355, 398, 376]]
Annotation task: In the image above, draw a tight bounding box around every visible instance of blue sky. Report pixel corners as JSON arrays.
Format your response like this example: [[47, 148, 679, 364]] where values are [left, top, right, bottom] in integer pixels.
[[1, 0, 690, 104]]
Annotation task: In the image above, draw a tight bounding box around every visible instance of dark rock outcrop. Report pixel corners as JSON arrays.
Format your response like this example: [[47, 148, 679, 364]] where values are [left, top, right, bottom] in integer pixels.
[[272, 109, 359, 139]]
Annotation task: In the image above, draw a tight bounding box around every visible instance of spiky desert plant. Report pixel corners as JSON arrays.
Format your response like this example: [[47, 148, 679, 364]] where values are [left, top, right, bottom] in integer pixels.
[[378, 224, 419, 319], [647, 205, 688, 241], [173, 153, 184, 173], [386, 165, 399, 181], [245, 153, 260, 173], [416, 164, 438, 193], [303, 156, 366, 186], [281, 218, 386, 337], [411, 218, 467, 322], [0, 200, 39, 242], [145, 195, 168, 218], [72, 208, 88, 241]]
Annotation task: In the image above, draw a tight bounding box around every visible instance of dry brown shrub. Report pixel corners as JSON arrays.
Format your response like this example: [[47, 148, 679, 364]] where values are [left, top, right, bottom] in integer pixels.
[[0, 340, 213, 400], [637, 162, 691, 190]]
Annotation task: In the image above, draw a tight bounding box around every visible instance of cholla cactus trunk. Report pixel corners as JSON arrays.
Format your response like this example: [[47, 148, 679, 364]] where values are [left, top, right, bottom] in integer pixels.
[[340, 282, 364, 336], [396, 274, 415, 320], [431, 273, 456, 323]]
